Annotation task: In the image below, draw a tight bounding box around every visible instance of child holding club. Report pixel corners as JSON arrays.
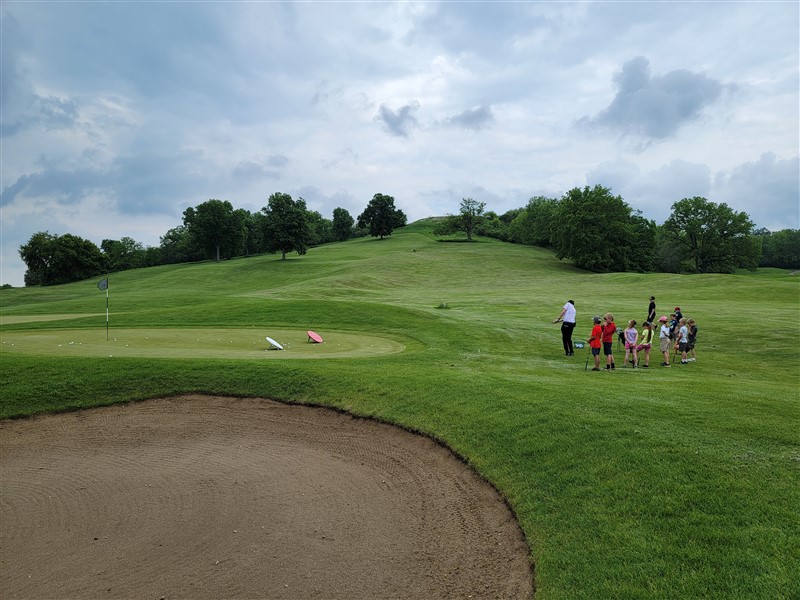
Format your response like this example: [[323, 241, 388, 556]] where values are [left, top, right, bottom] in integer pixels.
[[587, 316, 603, 371]]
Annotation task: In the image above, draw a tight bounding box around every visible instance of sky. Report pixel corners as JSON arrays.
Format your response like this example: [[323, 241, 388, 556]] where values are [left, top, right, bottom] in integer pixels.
[[1, 1, 798, 287]]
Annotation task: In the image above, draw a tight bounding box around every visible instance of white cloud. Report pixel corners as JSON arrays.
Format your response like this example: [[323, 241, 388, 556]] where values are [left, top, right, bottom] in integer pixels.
[[1, 1, 798, 286]]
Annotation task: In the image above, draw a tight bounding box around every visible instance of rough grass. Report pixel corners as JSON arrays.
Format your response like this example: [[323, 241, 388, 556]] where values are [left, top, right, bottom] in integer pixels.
[[1, 219, 798, 599]]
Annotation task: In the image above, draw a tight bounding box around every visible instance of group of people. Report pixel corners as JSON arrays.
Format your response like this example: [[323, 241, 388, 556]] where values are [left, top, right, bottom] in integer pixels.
[[553, 297, 698, 370]]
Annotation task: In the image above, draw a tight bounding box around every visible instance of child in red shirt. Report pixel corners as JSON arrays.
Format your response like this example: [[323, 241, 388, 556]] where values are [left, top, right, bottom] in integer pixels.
[[601, 313, 616, 370], [587, 316, 603, 371]]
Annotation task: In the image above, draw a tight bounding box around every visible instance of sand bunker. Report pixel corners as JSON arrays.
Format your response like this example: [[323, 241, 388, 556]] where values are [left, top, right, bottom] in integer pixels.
[[0, 395, 533, 599]]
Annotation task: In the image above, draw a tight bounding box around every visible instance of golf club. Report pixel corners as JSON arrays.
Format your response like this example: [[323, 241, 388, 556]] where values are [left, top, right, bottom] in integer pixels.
[[574, 341, 588, 370]]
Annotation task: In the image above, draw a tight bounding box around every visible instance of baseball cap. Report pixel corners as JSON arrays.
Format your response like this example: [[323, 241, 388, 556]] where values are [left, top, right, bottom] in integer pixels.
[[658, 316, 668, 322]]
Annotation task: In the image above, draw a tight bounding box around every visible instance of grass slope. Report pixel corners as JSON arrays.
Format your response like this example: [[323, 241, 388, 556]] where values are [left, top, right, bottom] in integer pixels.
[[2, 219, 799, 599]]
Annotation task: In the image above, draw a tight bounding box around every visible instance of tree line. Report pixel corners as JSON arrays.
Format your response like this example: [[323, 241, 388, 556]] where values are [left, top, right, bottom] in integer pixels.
[[434, 187, 799, 273], [15, 185, 798, 287], [17, 193, 406, 287]]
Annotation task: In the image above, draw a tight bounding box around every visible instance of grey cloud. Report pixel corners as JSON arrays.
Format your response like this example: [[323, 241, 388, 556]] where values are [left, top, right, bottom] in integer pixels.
[[713, 152, 799, 230], [587, 158, 712, 223], [579, 56, 725, 139], [232, 155, 288, 181], [1, 149, 209, 216], [1, 12, 25, 107], [375, 102, 420, 138], [442, 105, 495, 131]]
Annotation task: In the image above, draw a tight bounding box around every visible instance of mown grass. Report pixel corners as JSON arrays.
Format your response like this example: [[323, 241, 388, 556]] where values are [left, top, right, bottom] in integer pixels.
[[1, 219, 798, 599]]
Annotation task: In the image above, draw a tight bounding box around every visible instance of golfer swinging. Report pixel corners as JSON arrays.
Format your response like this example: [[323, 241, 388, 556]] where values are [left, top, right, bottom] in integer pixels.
[[553, 300, 576, 356]]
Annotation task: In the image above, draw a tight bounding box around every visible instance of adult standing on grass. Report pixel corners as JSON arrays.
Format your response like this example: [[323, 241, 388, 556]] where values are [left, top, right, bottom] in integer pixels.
[[602, 313, 616, 370], [553, 300, 577, 356], [659, 315, 672, 367], [587, 316, 603, 371], [647, 296, 656, 325]]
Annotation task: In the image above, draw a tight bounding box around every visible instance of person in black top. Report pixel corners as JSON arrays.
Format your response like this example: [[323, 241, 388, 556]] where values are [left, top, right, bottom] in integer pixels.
[[647, 296, 656, 325]]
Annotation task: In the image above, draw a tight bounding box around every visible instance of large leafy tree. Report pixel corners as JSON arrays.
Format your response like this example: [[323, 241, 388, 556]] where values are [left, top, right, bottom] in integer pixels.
[[662, 197, 759, 273], [332, 207, 355, 241], [357, 193, 407, 239], [19, 231, 105, 286], [261, 193, 311, 260], [432, 197, 486, 241], [183, 199, 245, 262], [550, 185, 653, 272]]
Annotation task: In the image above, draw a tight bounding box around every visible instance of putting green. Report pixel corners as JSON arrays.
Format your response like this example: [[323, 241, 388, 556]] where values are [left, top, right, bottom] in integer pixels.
[[0, 328, 405, 359]]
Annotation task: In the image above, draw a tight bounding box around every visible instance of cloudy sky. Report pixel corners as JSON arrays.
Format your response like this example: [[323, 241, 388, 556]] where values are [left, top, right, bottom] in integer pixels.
[[2, 1, 798, 287]]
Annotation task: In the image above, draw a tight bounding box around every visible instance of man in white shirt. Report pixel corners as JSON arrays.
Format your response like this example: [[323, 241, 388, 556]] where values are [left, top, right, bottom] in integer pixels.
[[554, 300, 577, 356]]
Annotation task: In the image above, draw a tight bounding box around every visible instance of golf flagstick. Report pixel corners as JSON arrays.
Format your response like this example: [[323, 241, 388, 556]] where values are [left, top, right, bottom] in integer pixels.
[[97, 278, 109, 340]]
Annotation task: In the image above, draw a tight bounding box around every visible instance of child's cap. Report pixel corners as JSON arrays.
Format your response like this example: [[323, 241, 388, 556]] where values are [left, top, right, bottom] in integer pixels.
[[593, 316, 602, 324], [675, 306, 681, 310], [659, 316, 668, 322]]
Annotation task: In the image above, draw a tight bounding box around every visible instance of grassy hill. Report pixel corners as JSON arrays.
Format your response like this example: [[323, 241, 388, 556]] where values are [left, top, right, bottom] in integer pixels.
[[2, 219, 798, 599]]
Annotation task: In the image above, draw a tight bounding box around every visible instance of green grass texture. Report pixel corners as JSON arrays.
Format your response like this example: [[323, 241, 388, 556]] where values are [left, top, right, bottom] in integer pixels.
[[2, 219, 799, 599]]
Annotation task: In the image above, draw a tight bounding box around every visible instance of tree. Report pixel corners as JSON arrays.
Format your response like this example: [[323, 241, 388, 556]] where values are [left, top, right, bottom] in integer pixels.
[[507, 196, 558, 247], [432, 197, 486, 241], [19, 231, 105, 286], [239, 210, 267, 256], [101, 237, 145, 272], [550, 185, 652, 272], [261, 193, 311, 260], [183, 199, 244, 262], [757, 229, 800, 269], [159, 225, 201, 264], [306, 210, 334, 246], [332, 207, 355, 241], [662, 197, 760, 273], [19, 231, 57, 286], [357, 193, 406, 239]]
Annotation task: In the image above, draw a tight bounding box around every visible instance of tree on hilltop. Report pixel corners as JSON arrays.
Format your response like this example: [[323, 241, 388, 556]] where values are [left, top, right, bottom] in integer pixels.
[[432, 197, 486, 241], [183, 199, 244, 262], [357, 193, 406, 239], [262, 192, 311, 260]]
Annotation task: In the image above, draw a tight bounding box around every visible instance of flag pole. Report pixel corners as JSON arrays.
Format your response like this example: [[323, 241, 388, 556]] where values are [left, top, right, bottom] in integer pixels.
[[98, 278, 109, 340], [105, 283, 109, 341]]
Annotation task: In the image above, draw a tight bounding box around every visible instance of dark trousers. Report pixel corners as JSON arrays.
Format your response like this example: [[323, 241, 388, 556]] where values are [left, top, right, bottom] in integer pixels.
[[561, 321, 575, 354]]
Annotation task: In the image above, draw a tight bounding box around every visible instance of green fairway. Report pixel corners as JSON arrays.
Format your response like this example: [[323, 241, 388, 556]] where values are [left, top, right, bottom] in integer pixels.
[[1, 219, 798, 599]]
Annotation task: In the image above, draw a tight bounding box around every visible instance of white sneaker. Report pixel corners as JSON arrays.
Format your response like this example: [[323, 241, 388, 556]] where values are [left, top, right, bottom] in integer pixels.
[[688, 358, 696, 362]]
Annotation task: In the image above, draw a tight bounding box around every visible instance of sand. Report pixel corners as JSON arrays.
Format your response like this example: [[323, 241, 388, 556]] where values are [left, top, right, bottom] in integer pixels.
[[0, 395, 533, 599]]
